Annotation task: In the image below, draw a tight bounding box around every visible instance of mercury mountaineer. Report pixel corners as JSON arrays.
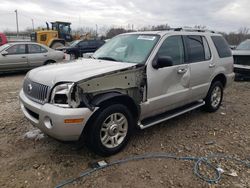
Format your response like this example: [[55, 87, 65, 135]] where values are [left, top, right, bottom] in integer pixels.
[[20, 29, 234, 156]]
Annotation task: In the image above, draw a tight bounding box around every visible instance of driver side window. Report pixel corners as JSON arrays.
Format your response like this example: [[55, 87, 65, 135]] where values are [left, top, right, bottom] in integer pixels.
[[158, 36, 184, 66], [7, 44, 26, 55]]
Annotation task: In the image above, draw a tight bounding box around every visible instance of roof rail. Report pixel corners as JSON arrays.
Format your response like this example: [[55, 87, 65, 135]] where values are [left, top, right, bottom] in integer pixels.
[[173, 27, 216, 33]]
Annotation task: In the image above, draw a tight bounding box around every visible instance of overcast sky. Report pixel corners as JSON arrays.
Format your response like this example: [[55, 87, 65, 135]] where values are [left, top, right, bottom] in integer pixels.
[[0, 0, 249, 33]]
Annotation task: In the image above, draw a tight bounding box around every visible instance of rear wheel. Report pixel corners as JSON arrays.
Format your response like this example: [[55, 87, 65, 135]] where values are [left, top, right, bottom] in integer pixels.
[[204, 81, 223, 112], [44, 60, 56, 65], [51, 42, 64, 49], [70, 53, 76, 60], [86, 104, 134, 156]]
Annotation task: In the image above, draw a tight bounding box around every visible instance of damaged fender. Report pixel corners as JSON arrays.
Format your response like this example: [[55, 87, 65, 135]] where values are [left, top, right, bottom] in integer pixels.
[[75, 65, 146, 111]]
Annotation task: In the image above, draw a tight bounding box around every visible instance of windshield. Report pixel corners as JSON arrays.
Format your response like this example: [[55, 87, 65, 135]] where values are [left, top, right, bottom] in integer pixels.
[[0, 44, 10, 52], [70, 40, 80, 47], [93, 34, 160, 64], [236, 40, 250, 50]]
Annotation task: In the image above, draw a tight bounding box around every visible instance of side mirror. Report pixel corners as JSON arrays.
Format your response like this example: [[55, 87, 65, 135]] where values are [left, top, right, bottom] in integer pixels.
[[1, 51, 8, 56], [152, 56, 173, 69]]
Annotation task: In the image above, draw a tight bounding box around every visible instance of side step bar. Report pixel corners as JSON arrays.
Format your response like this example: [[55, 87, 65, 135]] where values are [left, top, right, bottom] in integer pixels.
[[139, 101, 205, 130]]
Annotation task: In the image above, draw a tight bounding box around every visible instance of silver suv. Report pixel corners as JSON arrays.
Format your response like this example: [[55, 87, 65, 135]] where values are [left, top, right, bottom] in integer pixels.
[[19, 29, 234, 156]]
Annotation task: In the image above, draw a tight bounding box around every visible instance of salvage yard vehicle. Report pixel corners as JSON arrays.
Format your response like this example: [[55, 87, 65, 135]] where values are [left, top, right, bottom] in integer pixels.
[[19, 29, 234, 156], [0, 32, 7, 46], [0, 42, 64, 72], [233, 39, 250, 80], [31, 21, 73, 49], [57, 39, 105, 59]]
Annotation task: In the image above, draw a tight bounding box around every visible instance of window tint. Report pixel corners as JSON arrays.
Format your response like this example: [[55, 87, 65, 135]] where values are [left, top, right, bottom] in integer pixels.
[[79, 41, 88, 47], [28, 44, 46, 53], [202, 37, 211, 60], [28, 44, 48, 53], [89, 40, 97, 47], [211, 36, 232, 58], [7, 44, 26, 55], [41, 46, 47, 53], [186, 36, 205, 62], [158, 35, 184, 65]]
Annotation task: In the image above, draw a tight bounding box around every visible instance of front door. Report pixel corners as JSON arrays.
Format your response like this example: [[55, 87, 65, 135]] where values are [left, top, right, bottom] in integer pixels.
[[0, 44, 28, 71], [141, 35, 191, 119]]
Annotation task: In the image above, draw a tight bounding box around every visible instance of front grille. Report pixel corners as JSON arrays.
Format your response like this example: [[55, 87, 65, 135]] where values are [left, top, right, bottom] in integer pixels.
[[234, 55, 250, 66], [23, 78, 50, 104]]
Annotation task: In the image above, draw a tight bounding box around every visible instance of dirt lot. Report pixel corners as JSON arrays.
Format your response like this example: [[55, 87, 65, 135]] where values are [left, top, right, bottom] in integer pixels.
[[0, 72, 249, 188]]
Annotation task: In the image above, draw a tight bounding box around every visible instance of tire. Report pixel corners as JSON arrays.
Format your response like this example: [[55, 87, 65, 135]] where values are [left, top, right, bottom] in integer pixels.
[[44, 60, 55, 65], [70, 53, 76, 60], [86, 104, 134, 156], [204, 81, 224, 112], [51, 42, 64, 49]]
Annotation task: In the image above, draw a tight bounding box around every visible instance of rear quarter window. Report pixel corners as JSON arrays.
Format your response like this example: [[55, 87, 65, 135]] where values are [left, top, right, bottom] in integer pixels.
[[211, 36, 232, 58]]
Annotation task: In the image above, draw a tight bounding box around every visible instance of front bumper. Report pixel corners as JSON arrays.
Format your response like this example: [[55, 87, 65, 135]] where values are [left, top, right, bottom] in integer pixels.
[[19, 89, 95, 141]]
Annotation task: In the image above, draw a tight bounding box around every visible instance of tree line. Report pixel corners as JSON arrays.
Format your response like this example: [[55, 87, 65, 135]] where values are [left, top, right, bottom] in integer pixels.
[[3, 24, 250, 45]]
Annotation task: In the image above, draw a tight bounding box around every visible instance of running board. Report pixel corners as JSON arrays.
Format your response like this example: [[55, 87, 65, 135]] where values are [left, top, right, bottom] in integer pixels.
[[139, 101, 205, 130]]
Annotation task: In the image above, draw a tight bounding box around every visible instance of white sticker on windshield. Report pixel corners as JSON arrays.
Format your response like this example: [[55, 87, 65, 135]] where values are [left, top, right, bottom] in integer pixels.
[[137, 36, 156, 41]]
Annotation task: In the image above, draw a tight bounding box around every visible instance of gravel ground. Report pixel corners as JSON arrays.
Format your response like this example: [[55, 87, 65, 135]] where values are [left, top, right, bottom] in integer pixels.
[[0, 72, 249, 188]]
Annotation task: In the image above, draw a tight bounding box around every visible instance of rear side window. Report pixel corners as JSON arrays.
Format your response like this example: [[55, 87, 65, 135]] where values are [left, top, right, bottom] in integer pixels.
[[0, 36, 2, 43], [28, 44, 48, 53], [186, 36, 204, 62], [185, 35, 211, 63], [211, 36, 232, 58], [79, 41, 88, 47]]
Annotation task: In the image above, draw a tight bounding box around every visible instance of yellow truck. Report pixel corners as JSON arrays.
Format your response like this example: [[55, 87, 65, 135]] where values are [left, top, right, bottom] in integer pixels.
[[31, 21, 73, 49]]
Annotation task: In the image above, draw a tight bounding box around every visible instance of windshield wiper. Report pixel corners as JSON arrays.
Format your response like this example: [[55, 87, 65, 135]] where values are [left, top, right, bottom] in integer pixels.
[[97, 56, 118, 62]]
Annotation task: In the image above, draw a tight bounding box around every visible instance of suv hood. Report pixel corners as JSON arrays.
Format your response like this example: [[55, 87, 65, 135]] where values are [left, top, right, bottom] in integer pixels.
[[27, 59, 138, 87]]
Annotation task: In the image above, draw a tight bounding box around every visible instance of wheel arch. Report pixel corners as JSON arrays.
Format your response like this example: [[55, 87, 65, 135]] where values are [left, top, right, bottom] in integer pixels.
[[79, 92, 140, 142], [49, 39, 65, 48], [211, 73, 227, 88], [44, 59, 56, 65]]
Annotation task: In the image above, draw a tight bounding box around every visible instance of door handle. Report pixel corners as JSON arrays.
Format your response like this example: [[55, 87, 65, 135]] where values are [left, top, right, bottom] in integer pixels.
[[209, 63, 215, 68], [21, 56, 26, 58], [177, 68, 187, 74], [44, 55, 47, 57]]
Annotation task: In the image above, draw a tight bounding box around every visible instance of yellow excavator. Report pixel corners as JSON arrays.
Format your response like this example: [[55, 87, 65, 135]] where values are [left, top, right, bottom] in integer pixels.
[[31, 21, 73, 49]]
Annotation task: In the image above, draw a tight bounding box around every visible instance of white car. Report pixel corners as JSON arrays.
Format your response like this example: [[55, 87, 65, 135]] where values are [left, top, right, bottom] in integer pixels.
[[0, 42, 64, 72]]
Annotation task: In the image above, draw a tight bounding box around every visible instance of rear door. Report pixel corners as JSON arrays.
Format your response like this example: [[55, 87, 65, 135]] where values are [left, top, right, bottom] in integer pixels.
[[143, 35, 191, 119], [78, 41, 89, 55], [184, 35, 214, 100], [88, 40, 98, 52], [0, 44, 28, 71], [27, 44, 48, 67]]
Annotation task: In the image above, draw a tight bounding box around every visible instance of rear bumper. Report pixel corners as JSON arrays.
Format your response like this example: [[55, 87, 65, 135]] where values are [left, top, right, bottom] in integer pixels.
[[225, 72, 235, 87], [234, 64, 250, 77], [19, 89, 95, 141]]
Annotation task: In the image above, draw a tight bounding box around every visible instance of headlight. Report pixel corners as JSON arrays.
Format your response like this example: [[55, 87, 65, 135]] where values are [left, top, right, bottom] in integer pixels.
[[50, 83, 81, 108]]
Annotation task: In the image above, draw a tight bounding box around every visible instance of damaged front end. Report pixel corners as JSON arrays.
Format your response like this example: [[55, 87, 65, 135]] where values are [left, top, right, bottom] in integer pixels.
[[50, 65, 147, 110]]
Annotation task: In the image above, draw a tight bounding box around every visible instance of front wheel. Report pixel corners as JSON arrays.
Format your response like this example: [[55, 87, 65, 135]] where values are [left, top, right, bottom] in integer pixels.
[[204, 81, 224, 112], [86, 104, 134, 156]]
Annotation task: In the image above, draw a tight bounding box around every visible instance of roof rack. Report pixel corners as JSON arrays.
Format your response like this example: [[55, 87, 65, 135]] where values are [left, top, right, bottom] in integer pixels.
[[172, 27, 216, 33]]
